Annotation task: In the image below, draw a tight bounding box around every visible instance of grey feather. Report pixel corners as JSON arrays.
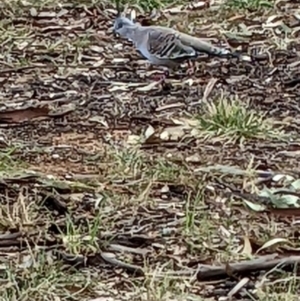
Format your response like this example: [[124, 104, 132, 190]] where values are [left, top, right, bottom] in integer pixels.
[[113, 17, 249, 67]]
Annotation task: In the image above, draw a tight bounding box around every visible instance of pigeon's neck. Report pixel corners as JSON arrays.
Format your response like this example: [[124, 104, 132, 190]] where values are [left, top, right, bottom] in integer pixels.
[[125, 24, 144, 46]]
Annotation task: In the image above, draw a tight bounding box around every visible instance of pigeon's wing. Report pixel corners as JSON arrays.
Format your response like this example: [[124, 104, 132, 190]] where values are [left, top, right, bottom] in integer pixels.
[[177, 32, 233, 57], [176, 31, 252, 60], [149, 26, 251, 60], [146, 29, 197, 62]]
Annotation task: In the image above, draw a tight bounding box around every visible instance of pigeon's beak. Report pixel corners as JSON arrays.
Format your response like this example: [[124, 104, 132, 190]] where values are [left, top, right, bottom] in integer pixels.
[[113, 29, 120, 38], [112, 22, 120, 37], [112, 25, 118, 37]]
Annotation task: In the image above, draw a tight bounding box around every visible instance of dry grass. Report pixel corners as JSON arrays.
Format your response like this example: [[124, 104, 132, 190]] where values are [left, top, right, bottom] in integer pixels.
[[0, 0, 300, 300]]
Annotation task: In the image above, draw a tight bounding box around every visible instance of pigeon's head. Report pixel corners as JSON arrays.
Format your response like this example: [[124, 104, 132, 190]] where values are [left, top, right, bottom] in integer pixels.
[[113, 17, 135, 38]]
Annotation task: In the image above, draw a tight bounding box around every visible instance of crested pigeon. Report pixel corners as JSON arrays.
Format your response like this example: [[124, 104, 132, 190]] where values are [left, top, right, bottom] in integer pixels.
[[113, 16, 250, 81]]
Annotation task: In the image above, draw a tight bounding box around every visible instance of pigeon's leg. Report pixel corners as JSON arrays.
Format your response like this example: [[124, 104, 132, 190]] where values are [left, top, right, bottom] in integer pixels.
[[144, 63, 167, 82], [186, 60, 195, 76], [150, 70, 169, 83]]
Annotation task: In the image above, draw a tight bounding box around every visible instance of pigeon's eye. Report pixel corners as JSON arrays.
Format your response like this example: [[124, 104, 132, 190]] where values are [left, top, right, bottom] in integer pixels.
[[113, 23, 120, 31], [114, 20, 124, 31]]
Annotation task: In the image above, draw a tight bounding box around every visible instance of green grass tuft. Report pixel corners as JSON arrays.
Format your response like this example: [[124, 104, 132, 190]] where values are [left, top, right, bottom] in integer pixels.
[[195, 97, 283, 142], [224, 0, 274, 10]]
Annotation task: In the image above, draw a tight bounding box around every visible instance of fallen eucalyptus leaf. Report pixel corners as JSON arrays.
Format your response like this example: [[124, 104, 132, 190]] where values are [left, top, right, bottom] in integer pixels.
[[256, 238, 291, 254], [291, 179, 300, 190], [144, 125, 155, 140], [243, 199, 266, 212]]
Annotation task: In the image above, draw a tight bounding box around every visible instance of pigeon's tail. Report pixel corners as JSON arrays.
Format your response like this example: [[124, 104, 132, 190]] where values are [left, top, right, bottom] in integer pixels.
[[178, 32, 251, 61]]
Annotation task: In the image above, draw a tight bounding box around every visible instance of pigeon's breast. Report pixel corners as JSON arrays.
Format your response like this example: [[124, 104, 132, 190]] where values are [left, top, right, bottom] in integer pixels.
[[137, 44, 153, 61]]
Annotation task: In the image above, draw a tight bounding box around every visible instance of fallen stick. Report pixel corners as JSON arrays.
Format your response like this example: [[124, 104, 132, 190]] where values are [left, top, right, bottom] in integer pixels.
[[196, 253, 300, 280]]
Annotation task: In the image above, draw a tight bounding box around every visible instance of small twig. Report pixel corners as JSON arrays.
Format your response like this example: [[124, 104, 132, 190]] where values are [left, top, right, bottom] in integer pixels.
[[202, 77, 218, 102], [221, 190, 273, 206], [101, 252, 144, 276], [273, 190, 300, 198], [196, 254, 300, 281]]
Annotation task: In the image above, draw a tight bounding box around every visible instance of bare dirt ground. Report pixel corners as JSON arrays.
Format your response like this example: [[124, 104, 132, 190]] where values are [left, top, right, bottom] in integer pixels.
[[1, 0, 300, 300]]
